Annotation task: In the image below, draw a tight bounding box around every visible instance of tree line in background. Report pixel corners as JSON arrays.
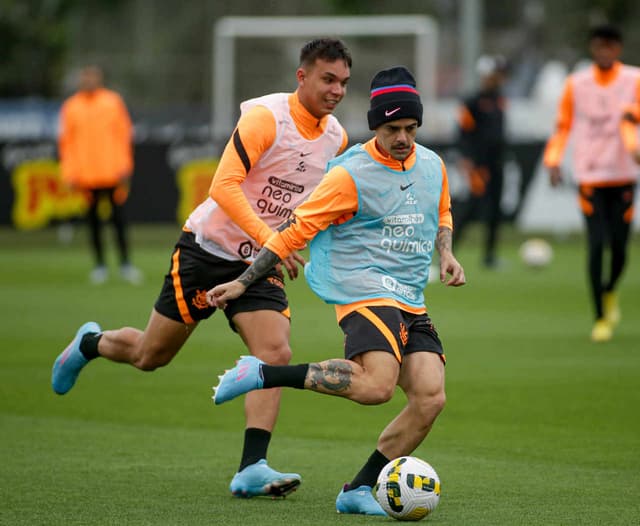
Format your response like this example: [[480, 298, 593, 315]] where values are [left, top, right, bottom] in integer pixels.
[[0, 0, 124, 97], [2, 0, 639, 104]]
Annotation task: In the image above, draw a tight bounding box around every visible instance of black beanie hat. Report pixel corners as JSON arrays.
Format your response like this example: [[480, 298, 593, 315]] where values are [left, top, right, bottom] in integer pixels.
[[367, 66, 423, 130]]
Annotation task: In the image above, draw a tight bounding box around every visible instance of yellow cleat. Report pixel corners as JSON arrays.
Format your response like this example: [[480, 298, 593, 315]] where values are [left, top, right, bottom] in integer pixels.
[[591, 318, 613, 342], [603, 291, 621, 326]]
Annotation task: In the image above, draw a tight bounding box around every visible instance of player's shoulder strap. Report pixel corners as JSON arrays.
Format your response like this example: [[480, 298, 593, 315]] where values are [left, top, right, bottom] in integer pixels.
[[239, 92, 289, 115]]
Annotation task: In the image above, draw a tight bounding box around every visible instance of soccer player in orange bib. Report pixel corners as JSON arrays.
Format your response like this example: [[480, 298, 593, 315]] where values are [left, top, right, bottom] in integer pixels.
[[544, 24, 640, 342], [52, 38, 352, 498], [209, 66, 465, 515]]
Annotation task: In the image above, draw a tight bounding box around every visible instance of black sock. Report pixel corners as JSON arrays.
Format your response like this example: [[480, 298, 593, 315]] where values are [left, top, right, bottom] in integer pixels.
[[239, 428, 271, 471], [79, 332, 102, 360], [261, 363, 308, 389], [347, 449, 390, 490]]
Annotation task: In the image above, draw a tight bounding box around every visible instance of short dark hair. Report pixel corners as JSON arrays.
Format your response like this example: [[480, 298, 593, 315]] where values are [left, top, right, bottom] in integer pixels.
[[299, 38, 352, 68], [588, 24, 623, 43]]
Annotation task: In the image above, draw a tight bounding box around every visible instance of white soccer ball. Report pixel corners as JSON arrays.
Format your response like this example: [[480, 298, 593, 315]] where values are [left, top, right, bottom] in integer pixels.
[[374, 456, 441, 521], [519, 238, 553, 268]]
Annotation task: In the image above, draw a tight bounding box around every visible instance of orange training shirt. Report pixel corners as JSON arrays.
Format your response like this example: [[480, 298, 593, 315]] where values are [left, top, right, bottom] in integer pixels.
[[58, 88, 133, 189]]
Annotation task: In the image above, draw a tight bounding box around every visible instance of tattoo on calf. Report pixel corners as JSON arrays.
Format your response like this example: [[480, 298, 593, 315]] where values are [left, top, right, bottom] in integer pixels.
[[308, 360, 353, 393]]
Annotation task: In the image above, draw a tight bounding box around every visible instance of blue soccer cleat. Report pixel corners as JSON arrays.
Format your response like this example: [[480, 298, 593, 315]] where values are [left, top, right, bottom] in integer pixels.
[[336, 484, 386, 515], [51, 321, 101, 395], [212, 355, 265, 405], [229, 459, 301, 498]]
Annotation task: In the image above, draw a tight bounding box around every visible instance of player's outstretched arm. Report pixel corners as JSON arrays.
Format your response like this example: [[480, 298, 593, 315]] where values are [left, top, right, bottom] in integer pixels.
[[207, 247, 282, 308], [437, 227, 466, 287]]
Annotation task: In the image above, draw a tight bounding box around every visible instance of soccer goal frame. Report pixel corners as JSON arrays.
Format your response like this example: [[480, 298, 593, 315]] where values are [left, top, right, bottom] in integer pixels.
[[211, 15, 438, 141]]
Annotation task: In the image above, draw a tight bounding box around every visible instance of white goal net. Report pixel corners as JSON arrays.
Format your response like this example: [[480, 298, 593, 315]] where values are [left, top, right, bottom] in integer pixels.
[[211, 15, 439, 143]]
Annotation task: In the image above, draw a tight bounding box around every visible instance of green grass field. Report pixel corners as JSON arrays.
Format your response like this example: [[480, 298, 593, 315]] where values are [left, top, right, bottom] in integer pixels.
[[1, 224, 639, 525]]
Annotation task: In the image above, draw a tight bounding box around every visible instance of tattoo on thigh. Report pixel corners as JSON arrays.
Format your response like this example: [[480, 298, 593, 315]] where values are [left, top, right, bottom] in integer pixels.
[[308, 360, 352, 393]]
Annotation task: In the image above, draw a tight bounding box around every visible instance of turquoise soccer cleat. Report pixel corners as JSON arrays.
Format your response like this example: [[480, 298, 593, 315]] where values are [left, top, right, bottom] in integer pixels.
[[51, 321, 101, 394], [212, 355, 265, 405], [336, 484, 387, 515], [229, 459, 301, 498]]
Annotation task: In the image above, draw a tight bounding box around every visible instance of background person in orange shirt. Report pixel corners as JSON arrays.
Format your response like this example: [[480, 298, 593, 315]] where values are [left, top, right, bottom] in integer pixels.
[[543, 25, 640, 342], [58, 65, 141, 285]]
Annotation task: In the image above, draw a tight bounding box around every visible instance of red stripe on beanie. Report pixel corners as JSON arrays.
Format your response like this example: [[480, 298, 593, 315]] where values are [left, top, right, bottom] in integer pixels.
[[370, 85, 419, 99]]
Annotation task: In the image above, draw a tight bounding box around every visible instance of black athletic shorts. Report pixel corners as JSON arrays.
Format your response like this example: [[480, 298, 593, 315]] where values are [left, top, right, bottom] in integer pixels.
[[578, 182, 635, 223], [154, 231, 289, 330], [338, 306, 445, 364]]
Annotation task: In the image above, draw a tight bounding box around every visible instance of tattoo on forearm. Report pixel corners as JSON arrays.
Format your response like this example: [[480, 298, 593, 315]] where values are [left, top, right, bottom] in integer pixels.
[[237, 248, 281, 287], [436, 226, 452, 254], [307, 360, 353, 393]]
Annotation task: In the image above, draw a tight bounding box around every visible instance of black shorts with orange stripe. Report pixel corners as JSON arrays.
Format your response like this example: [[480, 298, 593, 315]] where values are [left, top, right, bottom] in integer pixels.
[[154, 231, 289, 329], [578, 182, 635, 223], [338, 306, 445, 364]]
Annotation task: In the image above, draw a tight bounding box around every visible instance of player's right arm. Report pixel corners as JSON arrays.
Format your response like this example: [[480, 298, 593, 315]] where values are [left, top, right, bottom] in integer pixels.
[[543, 78, 574, 186], [621, 75, 640, 164], [436, 160, 465, 287], [457, 98, 477, 157], [208, 105, 277, 247]]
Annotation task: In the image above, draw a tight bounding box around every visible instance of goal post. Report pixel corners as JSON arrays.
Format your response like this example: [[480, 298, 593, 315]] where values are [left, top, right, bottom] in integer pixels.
[[211, 15, 439, 142]]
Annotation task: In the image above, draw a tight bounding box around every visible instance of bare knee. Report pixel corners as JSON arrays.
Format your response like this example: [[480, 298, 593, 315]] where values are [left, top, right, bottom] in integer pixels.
[[132, 344, 176, 371], [234, 311, 293, 365], [135, 357, 162, 371], [251, 342, 292, 366], [430, 390, 446, 415], [101, 317, 188, 372], [412, 390, 446, 424], [357, 381, 396, 405]]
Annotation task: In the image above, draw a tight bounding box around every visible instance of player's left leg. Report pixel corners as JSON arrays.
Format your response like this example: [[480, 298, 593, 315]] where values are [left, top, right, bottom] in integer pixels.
[[227, 309, 300, 498], [483, 160, 504, 268], [336, 352, 444, 516], [334, 349, 401, 516], [337, 310, 444, 516], [602, 184, 635, 326], [87, 189, 107, 284], [214, 304, 403, 403], [581, 185, 611, 341], [214, 350, 400, 405], [108, 185, 142, 284], [378, 352, 445, 459]]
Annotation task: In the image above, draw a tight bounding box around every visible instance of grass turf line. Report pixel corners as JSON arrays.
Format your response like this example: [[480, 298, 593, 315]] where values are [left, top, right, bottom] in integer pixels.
[[1, 225, 639, 525]]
